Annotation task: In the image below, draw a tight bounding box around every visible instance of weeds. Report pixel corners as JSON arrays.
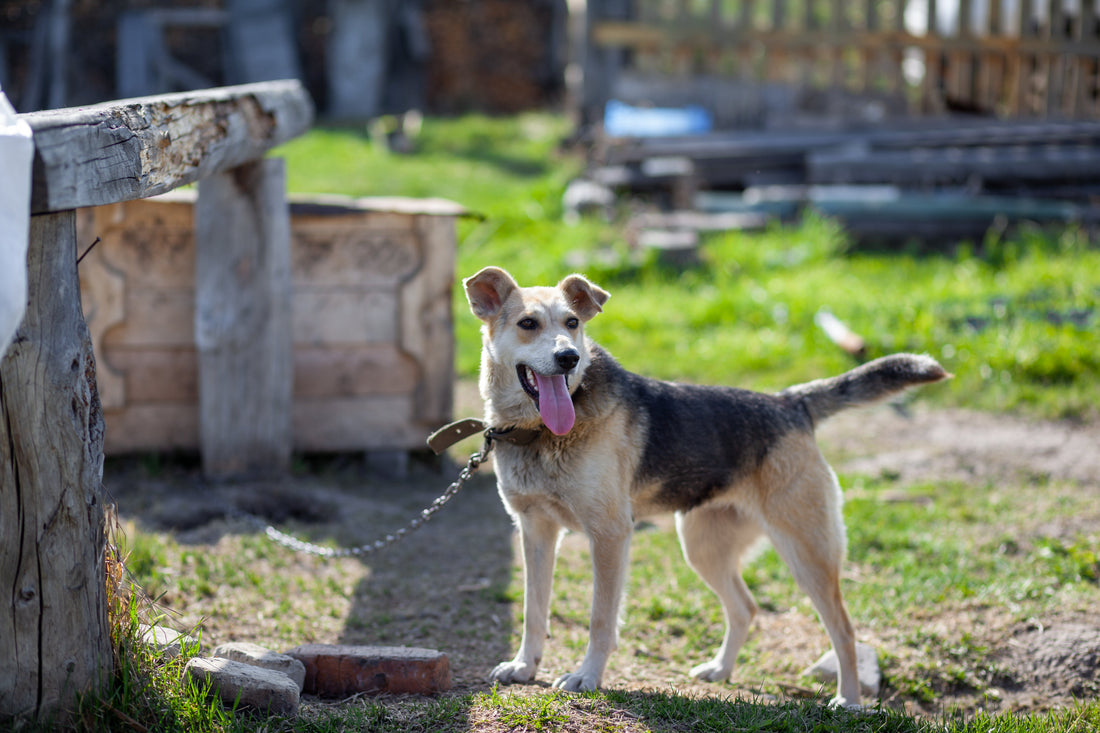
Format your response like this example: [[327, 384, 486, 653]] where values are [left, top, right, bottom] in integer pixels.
[[278, 115, 1100, 421], [42, 114, 1099, 731]]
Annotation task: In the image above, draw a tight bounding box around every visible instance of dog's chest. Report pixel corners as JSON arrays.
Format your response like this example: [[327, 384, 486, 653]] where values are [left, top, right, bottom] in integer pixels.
[[491, 433, 632, 532]]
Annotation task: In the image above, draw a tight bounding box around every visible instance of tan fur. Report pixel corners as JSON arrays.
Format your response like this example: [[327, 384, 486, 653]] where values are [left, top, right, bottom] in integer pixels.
[[464, 266, 946, 708]]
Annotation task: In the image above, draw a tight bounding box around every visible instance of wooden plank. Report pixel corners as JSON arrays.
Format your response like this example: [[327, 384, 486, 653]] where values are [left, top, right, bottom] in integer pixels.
[[400, 215, 456, 426], [808, 144, 1100, 186], [293, 345, 421, 398], [292, 225, 421, 287], [79, 197, 198, 289], [604, 119, 1100, 165], [100, 344, 419, 404], [21, 80, 313, 215], [102, 289, 195, 347], [103, 404, 199, 453], [194, 159, 293, 479], [108, 348, 199, 403], [293, 290, 399, 345], [292, 396, 425, 452], [0, 211, 110, 721], [629, 209, 770, 231], [77, 244, 127, 408]]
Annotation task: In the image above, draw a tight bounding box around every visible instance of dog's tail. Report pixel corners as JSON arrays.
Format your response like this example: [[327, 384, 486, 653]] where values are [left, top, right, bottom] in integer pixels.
[[781, 353, 950, 425]]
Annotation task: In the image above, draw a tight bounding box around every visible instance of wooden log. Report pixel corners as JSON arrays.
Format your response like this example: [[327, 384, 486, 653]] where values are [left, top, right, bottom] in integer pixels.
[[0, 211, 110, 721], [21, 80, 313, 215], [194, 159, 293, 479]]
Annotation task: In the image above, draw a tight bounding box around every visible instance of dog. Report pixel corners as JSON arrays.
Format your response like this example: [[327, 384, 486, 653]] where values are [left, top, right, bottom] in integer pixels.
[[464, 266, 949, 707]]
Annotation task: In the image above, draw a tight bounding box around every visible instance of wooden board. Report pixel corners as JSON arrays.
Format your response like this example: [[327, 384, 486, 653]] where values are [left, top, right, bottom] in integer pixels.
[[194, 159, 293, 478], [78, 192, 459, 455], [21, 80, 313, 215]]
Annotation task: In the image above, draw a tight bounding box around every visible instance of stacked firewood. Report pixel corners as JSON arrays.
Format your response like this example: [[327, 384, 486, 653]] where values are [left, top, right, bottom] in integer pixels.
[[423, 0, 564, 114]]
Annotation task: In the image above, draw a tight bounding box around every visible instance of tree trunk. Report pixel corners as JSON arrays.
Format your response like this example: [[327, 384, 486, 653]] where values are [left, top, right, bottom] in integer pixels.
[[0, 210, 110, 722]]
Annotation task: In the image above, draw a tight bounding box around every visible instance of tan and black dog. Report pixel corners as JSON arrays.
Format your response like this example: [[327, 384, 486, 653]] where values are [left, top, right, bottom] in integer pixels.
[[464, 265, 948, 707]]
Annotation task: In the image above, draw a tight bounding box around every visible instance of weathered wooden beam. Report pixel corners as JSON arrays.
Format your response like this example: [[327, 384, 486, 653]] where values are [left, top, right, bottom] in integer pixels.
[[0, 211, 110, 721], [194, 159, 293, 479], [21, 79, 313, 215]]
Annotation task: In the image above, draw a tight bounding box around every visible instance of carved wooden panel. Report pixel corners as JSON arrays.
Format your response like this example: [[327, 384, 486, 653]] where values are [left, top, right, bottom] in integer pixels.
[[78, 192, 459, 454]]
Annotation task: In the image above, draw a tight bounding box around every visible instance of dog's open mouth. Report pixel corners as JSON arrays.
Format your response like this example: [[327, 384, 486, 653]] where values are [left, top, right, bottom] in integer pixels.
[[517, 365, 575, 436]]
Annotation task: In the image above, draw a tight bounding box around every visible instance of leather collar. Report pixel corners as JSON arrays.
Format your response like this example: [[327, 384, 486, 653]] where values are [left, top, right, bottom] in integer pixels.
[[427, 417, 542, 455]]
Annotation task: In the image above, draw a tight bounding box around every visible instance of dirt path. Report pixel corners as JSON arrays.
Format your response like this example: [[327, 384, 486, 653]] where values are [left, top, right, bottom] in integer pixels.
[[110, 388, 1099, 719], [819, 405, 1100, 488]]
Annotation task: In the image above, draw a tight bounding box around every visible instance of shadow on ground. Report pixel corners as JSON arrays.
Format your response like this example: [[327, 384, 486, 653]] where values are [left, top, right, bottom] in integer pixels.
[[104, 452, 519, 692]]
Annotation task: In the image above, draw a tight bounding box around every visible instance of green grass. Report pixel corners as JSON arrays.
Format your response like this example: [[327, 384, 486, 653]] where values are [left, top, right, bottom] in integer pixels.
[[95, 466, 1097, 731], [276, 114, 1100, 420], [55, 114, 1100, 731]]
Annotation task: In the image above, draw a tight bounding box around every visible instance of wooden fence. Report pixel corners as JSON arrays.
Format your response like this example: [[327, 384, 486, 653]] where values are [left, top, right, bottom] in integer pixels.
[[583, 0, 1100, 125], [1, 80, 312, 722]]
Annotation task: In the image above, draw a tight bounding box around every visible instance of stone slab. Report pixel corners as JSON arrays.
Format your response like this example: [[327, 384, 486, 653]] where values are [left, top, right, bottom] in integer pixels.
[[212, 641, 306, 691], [139, 624, 201, 659], [185, 657, 300, 716]]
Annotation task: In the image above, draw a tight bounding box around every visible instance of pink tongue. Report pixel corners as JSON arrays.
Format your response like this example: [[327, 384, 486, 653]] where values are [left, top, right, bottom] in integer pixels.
[[534, 372, 575, 435]]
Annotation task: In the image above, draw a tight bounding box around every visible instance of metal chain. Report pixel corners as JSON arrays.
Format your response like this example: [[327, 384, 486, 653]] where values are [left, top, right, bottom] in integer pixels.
[[232, 437, 494, 559]]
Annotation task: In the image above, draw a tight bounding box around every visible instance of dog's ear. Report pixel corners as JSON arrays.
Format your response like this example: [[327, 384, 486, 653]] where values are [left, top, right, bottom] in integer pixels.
[[558, 274, 610, 322], [464, 267, 519, 321]]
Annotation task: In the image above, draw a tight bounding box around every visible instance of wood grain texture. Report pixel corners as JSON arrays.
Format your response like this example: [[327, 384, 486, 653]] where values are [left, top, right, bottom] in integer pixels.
[[22, 80, 313, 215], [194, 159, 293, 478], [0, 212, 110, 720]]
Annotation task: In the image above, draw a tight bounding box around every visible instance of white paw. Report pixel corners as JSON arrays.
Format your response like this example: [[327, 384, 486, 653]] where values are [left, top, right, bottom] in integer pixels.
[[488, 660, 537, 685], [689, 660, 733, 683], [829, 695, 864, 711], [552, 670, 601, 692]]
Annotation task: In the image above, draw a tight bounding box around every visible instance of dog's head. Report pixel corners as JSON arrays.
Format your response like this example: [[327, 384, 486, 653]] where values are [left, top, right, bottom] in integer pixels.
[[464, 266, 609, 436]]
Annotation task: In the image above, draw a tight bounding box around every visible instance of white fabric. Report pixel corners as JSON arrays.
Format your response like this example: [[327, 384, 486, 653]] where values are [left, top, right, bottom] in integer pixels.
[[0, 88, 33, 359]]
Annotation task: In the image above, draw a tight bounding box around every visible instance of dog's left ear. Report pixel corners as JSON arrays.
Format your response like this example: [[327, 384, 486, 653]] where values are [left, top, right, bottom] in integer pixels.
[[558, 274, 610, 322]]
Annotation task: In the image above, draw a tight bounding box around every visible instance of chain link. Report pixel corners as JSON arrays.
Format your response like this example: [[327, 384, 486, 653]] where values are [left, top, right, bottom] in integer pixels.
[[233, 437, 494, 559]]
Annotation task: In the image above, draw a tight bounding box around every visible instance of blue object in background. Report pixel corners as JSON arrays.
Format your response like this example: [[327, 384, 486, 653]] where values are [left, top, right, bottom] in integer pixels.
[[604, 99, 713, 137]]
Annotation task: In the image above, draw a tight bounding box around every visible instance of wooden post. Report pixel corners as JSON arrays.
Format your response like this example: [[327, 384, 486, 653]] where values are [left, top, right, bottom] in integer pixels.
[[194, 159, 293, 479], [1, 81, 311, 724], [0, 211, 110, 721]]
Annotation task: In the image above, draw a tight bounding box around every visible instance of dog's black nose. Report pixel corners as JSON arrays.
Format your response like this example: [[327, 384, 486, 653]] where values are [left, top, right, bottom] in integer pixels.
[[555, 349, 580, 371]]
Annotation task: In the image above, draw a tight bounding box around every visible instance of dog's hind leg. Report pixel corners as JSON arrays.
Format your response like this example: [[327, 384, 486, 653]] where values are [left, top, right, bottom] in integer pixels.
[[490, 509, 562, 685], [676, 505, 764, 682], [761, 458, 861, 708]]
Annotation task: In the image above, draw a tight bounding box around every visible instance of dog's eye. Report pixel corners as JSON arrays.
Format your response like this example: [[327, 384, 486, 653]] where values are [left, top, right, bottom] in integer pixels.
[[518, 317, 538, 330], [565, 317, 579, 330]]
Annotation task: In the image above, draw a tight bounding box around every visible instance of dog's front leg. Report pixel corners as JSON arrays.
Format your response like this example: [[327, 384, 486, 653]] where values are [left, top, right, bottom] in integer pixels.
[[490, 510, 562, 685], [553, 522, 632, 692]]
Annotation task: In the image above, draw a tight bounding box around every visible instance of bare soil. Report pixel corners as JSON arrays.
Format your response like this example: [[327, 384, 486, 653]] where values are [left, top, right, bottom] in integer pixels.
[[107, 387, 1100, 720], [818, 406, 1100, 716]]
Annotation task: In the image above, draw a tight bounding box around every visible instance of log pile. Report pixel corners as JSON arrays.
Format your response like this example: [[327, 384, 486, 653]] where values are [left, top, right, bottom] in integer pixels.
[[423, 0, 564, 114]]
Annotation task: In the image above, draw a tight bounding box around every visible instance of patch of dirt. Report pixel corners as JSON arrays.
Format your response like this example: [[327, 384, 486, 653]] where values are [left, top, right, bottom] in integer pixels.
[[106, 390, 1100, 719], [819, 404, 1100, 716], [1000, 623, 1100, 701], [819, 405, 1100, 487]]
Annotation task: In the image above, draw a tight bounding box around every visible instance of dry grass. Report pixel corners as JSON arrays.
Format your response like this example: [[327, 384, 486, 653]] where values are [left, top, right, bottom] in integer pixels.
[[105, 395, 1100, 729]]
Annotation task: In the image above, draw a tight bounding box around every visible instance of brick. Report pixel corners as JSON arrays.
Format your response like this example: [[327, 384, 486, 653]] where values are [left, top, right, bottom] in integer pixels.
[[185, 657, 300, 716], [212, 642, 306, 691], [285, 644, 451, 697]]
